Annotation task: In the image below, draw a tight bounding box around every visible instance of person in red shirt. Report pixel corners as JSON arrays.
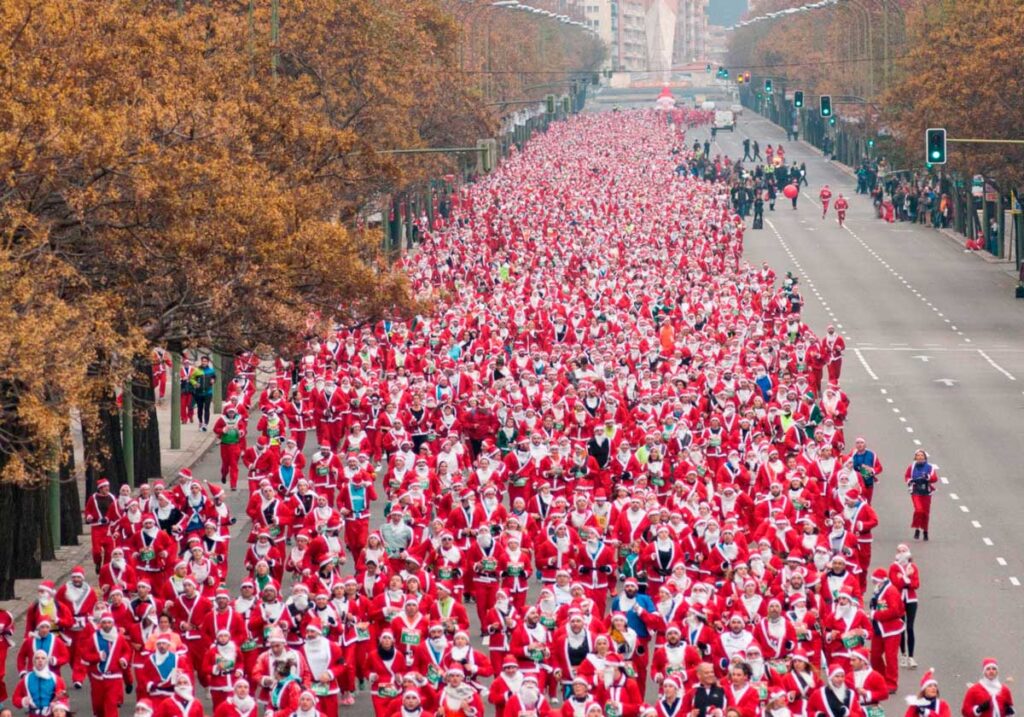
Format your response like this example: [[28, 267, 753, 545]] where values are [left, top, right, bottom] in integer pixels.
[[834, 194, 850, 227], [819, 185, 833, 218]]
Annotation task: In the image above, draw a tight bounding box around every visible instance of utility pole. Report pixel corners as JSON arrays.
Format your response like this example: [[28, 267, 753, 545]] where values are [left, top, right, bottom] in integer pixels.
[[171, 352, 182, 450], [212, 353, 224, 414], [48, 444, 60, 549]]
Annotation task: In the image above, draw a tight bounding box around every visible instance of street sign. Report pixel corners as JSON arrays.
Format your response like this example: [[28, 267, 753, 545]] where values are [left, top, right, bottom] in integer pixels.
[[971, 175, 984, 198]]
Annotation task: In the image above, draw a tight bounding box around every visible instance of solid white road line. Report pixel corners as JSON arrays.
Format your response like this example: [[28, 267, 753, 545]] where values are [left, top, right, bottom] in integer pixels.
[[977, 349, 1017, 381], [853, 348, 878, 380]]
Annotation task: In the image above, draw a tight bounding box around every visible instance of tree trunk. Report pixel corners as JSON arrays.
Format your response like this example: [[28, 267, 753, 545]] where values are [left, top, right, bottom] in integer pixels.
[[0, 483, 19, 599], [40, 482, 56, 562], [83, 388, 127, 497], [132, 357, 162, 485], [12, 486, 44, 580], [221, 353, 236, 402], [59, 441, 82, 546]]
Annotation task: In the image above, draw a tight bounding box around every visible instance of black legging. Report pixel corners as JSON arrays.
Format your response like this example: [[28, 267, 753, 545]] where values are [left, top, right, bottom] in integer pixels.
[[193, 394, 212, 426], [900, 601, 918, 656]]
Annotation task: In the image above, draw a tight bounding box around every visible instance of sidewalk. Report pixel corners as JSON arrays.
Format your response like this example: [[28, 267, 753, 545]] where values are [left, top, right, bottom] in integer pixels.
[[0, 395, 217, 619]]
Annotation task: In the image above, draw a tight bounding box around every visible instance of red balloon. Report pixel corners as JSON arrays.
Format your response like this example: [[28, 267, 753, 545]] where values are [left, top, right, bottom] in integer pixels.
[[783, 184, 799, 199]]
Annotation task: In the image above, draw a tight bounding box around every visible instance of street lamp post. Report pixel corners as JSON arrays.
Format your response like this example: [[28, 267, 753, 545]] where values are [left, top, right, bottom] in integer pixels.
[[847, 0, 873, 99]]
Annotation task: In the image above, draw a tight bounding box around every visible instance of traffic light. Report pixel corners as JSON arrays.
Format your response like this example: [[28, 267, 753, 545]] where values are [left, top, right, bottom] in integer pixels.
[[562, 96, 570, 114], [867, 138, 875, 148], [794, 90, 804, 108], [744, 72, 751, 83], [706, 63, 712, 73], [545, 94, 555, 114], [819, 95, 832, 118], [926, 128, 947, 165], [764, 79, 773, 94], [737, 73, 745, 84], [829, 115, 836, 126]]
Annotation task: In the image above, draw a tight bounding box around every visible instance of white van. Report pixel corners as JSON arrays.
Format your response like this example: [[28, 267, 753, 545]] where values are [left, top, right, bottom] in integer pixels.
[[713, 110, 736, 131]]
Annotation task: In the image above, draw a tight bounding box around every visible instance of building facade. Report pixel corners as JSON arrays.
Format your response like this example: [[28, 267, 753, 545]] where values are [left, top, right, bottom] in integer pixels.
[[580, 0, 709, 72]]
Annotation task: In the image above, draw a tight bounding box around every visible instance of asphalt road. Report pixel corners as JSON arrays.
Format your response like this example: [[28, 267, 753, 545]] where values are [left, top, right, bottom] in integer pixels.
[[707, 115, 1024, 691], [24, 108, 1024, 716]]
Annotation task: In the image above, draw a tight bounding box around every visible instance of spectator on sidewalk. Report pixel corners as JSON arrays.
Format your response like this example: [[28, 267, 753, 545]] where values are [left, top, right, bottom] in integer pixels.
[[189, 356, 216, 432]]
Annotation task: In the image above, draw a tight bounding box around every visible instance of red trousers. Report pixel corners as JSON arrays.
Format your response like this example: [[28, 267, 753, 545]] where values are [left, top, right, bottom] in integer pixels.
[[911, 495, 931, 530], [69, 629, 91, 682], [181, 392, 194, 422], [292, 429, 309, 451], [344, 519, 370, 559], [220, 443, 242, 488], [89, 676, 125, 717], [633, 638, 651, 694], [316, 693, 339, 717], [870, 633, 900, 692], [827, 359, 843, 381], [211, 690, 231, 711], [90, 526, 107, 570], [153, 373, 167, 399], [584, 587, 609, 616], [474, 580, 499, 625]]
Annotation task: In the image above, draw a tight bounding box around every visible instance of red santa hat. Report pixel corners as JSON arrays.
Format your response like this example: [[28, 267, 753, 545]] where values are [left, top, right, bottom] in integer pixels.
[[919, 669, 938, 691], [135, 699, 154, 715], [827, 664, 846, 679], [38, 580, 56, 595], [70, 566, 85, 578], [97, 478, 110, 489], [982, 658, 999, 671], [178, 468, 193, 481], [871, 567, 888, 582]]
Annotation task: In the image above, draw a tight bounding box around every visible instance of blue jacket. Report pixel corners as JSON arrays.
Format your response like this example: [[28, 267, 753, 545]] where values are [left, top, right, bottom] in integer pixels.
[[610, 593, 657, 638]]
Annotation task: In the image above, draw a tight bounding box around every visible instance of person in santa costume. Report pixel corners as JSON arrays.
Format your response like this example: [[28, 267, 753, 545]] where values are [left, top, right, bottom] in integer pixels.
[[389, 689, 436, 717], [888, 544, 920, 669], [299, 619, 346, 713], [904, 451, 938, 541], [961, 659, 1015, 717], [436, 666, 485, 717], [504, 673, 552, 716], [201, 628, 246, 710], [16, 618, 70, 679], [867, 567, 904, 694], [806, 665, 864, 717], [153, 673, 205, 717], [655, 676, 689, 717], [367, 630, 410, 714], [12, 650, 67, 715], [905, 670, 951, 717], [54, 567, 97, 687], [213, 679, 259, 717], [84, 478, 115, 572], [80, 611, 134, 717], [271, 688, 325, 717], [213, 404, 246, 490], [847, 649, 888, 714], [136, 633, 193, 705], [778, 649, 818, 717]]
